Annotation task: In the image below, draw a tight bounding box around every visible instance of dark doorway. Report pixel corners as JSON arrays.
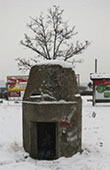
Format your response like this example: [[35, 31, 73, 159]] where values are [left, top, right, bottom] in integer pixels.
[[37, 122, 56, 160]]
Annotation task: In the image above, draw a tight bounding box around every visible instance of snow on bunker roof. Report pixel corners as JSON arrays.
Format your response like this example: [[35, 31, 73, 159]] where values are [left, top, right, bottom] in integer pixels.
[[33, 60, 74, 70]]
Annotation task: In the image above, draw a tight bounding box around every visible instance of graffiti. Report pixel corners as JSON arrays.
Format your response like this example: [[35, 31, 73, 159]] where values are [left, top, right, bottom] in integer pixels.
[[60, 106, 78, 128]]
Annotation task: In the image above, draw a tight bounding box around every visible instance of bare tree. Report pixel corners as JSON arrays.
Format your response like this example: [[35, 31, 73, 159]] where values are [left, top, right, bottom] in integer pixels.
[[16, 5, 90, 71]]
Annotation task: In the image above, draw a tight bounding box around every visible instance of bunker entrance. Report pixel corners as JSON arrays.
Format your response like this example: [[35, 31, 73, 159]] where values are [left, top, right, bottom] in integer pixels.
[[37, 122, 56, 160]]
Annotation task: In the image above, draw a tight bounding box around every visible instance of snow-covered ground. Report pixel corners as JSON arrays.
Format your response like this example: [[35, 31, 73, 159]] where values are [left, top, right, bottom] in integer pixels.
[[0, 96, 110, 170]]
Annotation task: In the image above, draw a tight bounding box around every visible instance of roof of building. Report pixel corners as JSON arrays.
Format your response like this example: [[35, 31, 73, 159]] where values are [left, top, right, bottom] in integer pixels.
[[90, 73, 110, 80]]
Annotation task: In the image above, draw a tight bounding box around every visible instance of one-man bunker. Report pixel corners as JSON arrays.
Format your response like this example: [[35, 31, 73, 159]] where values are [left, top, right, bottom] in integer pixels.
[[22, 62, 82, 160]]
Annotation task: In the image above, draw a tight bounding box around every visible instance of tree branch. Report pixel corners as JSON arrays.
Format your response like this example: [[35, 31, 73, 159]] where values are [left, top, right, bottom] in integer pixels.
[[17, 5, 90, 71]]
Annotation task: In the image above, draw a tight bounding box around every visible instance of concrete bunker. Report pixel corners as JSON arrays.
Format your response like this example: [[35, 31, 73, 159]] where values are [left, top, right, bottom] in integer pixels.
[[23, 62, 82, 160]]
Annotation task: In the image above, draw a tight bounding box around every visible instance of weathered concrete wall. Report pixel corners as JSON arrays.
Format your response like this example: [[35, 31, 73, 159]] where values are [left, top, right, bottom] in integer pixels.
[[23, 63, 82, 159], [23, 64, 79, 102]]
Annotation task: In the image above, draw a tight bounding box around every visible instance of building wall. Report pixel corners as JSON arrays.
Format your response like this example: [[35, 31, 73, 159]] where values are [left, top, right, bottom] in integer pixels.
[[23, 63, 82, 159], [23, 102, 82, 158]]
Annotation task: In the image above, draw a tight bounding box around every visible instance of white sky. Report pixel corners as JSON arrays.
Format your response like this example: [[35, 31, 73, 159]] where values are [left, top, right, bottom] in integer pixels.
[[0, 0, 110, 83]]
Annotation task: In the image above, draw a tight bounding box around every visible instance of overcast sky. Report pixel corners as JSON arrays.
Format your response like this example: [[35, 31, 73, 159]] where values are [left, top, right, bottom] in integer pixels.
[[0, 0, 110, 83]]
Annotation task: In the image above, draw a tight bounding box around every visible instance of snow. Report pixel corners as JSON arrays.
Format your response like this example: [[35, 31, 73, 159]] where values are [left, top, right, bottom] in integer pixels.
[[0, 97, 110, 169], [90, 73, 110, 79], [22, 100, 77, 104], [74, 94, 81, 97], [33, 60, 74, 70], [30, 93, 56, 100]]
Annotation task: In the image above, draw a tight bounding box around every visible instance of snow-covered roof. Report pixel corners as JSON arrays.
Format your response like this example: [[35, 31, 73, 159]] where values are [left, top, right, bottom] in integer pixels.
[[90, 73, 110, 79], [33, 60, 74, 70]]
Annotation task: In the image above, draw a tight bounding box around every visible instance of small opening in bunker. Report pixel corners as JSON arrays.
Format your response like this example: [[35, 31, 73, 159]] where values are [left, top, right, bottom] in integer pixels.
[[37, 122, 56, 160]]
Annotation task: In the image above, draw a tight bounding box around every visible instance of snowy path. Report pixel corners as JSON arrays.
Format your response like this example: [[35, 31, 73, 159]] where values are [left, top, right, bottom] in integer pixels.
[[0, 97, 110, 170]]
